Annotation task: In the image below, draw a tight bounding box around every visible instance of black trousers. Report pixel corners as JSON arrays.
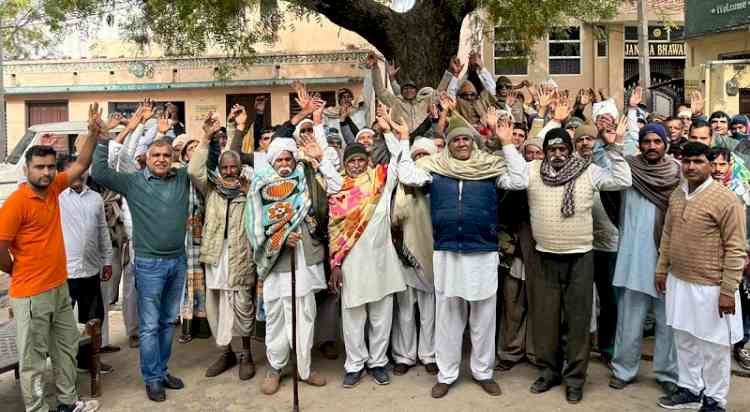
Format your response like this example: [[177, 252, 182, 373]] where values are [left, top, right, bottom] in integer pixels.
[[67, 276, 104, 324], [528, 251, 594, 389], [593, 250, 618, 359]]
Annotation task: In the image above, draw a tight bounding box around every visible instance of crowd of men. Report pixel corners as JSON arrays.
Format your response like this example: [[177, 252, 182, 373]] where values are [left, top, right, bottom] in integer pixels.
[[1, 51, 750, 412]]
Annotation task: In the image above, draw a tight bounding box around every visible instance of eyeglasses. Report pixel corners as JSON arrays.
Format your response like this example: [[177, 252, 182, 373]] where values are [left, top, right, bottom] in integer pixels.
[[300, 128, 314, 134], [497, 85, 511, 91], [459, 93, 478, 100]]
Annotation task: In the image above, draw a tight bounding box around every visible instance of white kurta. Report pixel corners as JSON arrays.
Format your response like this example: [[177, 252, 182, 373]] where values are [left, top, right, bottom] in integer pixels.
[[433, 251, 499, 301], [341, 156, 407, 309], [205, 243, 236, 291], [666, 275, 742, 347]]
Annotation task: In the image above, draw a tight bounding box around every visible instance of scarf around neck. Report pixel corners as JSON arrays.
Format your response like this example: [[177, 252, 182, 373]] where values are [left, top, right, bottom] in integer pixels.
[[625, 155, 680, 247], [539, 156, 592, 217], [416, 143, 507, 181], [245, 162, 311, 280], [328, 164, 388, 268]]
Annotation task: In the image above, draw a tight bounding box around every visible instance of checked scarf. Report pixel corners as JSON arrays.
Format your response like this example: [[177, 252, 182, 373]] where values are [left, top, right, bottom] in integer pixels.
[[245, 162, 311, 281], [328, 164, 388, 268], [540, 156, 592, 217]]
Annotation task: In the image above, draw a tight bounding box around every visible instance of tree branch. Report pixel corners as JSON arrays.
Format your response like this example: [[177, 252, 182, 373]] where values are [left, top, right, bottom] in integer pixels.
[[288, 0, 396, 55]]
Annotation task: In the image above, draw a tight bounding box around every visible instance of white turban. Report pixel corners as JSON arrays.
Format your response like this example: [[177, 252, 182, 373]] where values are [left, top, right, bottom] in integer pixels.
[[266, 138, 298, 165], [355, 128, 375, 143], [678, 110, 692, 118], [592, 97, 619, 120], [410, 138, 437, 158], [292, 119, 315, 141]]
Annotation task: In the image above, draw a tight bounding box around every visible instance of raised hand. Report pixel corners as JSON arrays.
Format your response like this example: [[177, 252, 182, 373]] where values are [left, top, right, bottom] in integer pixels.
[[201, 112, 221, 144], [88, 102, 106, 140], [375, 102, 392, 132], [469, 51, 483, 69], [235, 105, 248, 129], [312, 97, 326, 124], [141, 98, 155, 121], [39, 133, 59, 147], [553, 95, 571, 122], [628, 86, 643, 108], [506, 90, 518, 108], [448, 55, 464, 77], [298, 132, 324, 161], [690, 90, 704, 115], [340, 103, 351, 121], [598, 88, 609, 102], [439, 92, 456, 114], [428, 103, 439, 119], [614, 114, 628, 144], [125, 105, 144, 132], [578, 89, 591, 106], [107, 113, 125, 131], [292, 81, 313, 114], [539, 88, 555, 110], [387, 61, 400, 80], [390, 116, 410, 141], [157, 112, 172, 134], [239, 176, 250, 194], [495, 118, 513, 146], [485, 106, 499, 130]]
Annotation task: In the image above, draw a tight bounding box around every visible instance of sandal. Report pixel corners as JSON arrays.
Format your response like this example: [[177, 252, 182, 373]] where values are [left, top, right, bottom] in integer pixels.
[[178, 334, 193, 344]]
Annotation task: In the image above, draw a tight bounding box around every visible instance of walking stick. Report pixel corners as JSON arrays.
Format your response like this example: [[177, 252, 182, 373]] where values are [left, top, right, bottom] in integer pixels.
[[290, 243, 300, 412]]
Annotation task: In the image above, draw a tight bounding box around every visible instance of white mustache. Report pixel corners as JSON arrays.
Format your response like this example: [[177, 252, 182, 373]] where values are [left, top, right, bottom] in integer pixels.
[[278, 166, 293, 175]]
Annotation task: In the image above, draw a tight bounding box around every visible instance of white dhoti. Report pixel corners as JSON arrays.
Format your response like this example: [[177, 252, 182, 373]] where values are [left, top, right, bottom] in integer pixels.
[[666, 275, 743, 407], [121, 242, 139, 338], [342, 294, 394, 373], [433, 251, 498, 385], [205, 243, 255, 347], [391, 286, 436, 365], [263, 244, 326, 380]]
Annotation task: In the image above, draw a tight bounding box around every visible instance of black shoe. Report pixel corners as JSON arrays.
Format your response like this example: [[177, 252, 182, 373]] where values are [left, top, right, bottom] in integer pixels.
[[657, 380, 679, 396], [494, 359, 516, 371], [146, 382, 166, 402], [530, 376, 562, 394], [609, 377, 629, 390], [55, 403, 79, 412], [162, 374, 185, 390], [370, 366, 390, 385], [566, 386, 583, 404], [343, 369, 365, 388], [657, 387, 702, 409], [699, 396, 725, 412]]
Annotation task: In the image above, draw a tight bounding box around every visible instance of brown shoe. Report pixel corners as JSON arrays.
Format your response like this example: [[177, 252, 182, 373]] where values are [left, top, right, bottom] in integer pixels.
[[304, 370, 327, 387], [393, 363, 411, 376], [238, 352, 255, 381], [424, 363, 439, 375], [474, 378, 502, 396], [129, 336, 140, 348], [318, 342, 339, 360], [261, 369, 282, 395], [205, 349, 237, 378], [431, 382, 452, 398]]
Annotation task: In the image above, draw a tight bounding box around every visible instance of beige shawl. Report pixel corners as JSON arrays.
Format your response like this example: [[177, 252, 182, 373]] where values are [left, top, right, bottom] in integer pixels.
[[416, 143, 507, 180]]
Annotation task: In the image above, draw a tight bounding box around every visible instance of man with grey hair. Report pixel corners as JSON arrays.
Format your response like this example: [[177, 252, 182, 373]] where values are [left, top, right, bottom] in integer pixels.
[[247, 134, 342, 395], [92, 128, 190, 402], [188, 117, 257, 381]]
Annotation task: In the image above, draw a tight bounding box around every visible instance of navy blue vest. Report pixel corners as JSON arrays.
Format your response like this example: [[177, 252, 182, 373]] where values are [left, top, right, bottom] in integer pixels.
[[429, 174, 498, 252]]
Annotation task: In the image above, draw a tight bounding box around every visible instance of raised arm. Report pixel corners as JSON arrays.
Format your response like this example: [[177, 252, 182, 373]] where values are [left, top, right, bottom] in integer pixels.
[[590, 144, 632, 192], [66, 103, 100, 186], [96, 196, 113, 268], [188, 117, 219, 195], [491, 119, 529, 190], [92, 140, 133, 196], [369, 54, 398, 108]]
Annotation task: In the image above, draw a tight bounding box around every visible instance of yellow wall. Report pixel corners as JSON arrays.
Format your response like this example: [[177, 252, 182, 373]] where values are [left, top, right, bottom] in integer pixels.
[[687, 31, 750, 67]]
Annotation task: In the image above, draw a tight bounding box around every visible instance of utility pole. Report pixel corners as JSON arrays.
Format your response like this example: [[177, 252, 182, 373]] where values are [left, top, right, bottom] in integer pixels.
[[637, 0, 651, 109]]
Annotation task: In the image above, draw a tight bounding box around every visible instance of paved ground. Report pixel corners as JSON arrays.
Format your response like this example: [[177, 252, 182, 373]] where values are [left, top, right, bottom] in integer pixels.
[[2, 310, 750, 411]]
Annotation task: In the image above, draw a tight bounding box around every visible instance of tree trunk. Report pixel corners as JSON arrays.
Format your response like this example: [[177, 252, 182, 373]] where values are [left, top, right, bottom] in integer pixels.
[[294, 0, 475, 87]]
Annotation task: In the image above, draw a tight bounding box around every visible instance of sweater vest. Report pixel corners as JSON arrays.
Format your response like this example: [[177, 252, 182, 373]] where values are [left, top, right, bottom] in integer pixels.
[[429, 174, 498, 253], [527, 161, 595, 254]]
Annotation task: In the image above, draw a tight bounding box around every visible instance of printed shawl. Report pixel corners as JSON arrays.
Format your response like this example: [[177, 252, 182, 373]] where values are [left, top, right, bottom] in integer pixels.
[[329, 164, 388, 268], [245, 162, 311, 280], [181, 181, 207, 320], [625, 155, 680, 247]]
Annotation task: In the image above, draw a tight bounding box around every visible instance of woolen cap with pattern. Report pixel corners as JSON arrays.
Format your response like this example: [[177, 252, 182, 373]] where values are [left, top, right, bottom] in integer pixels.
[[344, 143, 368, 164], [543, 127, 573, 152]]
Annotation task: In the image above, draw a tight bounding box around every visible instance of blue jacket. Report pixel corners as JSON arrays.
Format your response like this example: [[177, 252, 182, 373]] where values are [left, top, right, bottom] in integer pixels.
[[429, 174, 498, 253]]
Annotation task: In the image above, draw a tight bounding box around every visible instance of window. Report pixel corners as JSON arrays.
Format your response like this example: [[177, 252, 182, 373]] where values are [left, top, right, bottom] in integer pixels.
[[289, 91, 336, 117], [493, 29, 528, 76], [595, 25, 608, 58], [108, 101, 186, 125], [548, 26, 581, 75], [625, 26, 638, 41]]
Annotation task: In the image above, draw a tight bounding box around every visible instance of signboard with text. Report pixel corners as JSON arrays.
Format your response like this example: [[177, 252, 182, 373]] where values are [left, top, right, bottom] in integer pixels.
[[685, 0, 750, 38], [624, 42, 686, 58]]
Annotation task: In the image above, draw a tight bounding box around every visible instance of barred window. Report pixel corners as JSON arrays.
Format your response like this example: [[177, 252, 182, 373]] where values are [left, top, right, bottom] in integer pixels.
[[548, 26, 581, 75], [494, 29, 528, 76]]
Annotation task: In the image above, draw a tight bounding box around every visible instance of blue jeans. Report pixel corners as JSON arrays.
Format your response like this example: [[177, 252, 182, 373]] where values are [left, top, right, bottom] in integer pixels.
[[134, 254, 186, 384]]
